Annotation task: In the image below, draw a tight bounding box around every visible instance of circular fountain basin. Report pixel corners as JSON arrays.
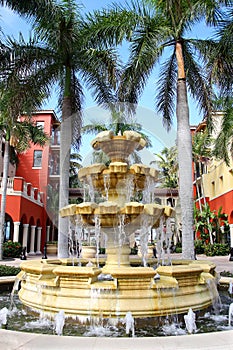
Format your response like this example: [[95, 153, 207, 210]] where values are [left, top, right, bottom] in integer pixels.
[[17, 259, 218, 322]]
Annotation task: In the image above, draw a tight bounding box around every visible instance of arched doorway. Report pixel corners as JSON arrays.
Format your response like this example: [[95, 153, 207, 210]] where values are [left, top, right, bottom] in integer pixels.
[[4, 213, 13, 241]]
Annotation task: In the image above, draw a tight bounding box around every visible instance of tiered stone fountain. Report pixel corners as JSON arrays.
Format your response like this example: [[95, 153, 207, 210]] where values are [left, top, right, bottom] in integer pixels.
[[17, 130, 218, 323]]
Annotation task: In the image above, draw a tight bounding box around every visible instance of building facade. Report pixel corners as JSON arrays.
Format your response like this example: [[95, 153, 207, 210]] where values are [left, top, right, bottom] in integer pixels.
[[192, 112, 233, 242], [0, 110, 60, 254]]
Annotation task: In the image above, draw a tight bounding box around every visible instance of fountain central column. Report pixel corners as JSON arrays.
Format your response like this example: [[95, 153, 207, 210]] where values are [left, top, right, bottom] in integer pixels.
[[101, 227, 131, 273]]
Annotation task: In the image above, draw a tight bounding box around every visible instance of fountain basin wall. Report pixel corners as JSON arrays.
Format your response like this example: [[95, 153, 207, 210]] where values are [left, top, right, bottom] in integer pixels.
[[17, 259, 218, 321]]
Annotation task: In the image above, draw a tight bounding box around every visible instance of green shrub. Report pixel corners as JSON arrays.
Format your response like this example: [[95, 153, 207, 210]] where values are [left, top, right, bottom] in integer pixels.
[[99, 247, 106, 254], [130, 247, 138, 255], [194, 240, 205, 254], [204, 243, 230, 256], [3, 241, 22, 258], [0, 265, 21, 276], [220, 270, 233, 277], [175, 247, 182, 253]]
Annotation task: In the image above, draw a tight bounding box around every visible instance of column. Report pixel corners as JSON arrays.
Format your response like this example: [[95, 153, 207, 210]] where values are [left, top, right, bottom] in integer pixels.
[[36, 227, 42, 255], [229, 224, 233, 261], [46, 226, 50, 242], [22, 224, 29, 252], [13, 222, 20, 242], [29, 225, 36, 255]]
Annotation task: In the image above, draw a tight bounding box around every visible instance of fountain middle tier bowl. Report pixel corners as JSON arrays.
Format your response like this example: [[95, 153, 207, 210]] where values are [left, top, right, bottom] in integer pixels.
[[17, 259, 218, 322], [60, 202, 170, 230], [78, 162, 158, 196]]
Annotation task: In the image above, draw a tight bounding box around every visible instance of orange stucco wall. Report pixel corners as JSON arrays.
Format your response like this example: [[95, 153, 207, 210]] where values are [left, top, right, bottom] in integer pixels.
[[209, 191, 233, 224]]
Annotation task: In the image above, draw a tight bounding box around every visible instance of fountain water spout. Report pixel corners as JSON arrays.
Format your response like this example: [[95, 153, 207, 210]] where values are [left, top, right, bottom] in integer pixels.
[[228, 281, 233, 295], [184, 308, 197, 334], [0, 307, 8, 328], [228, 303, 233, 327], [124, 311, 135, 337], [54, 310, 65, 336]]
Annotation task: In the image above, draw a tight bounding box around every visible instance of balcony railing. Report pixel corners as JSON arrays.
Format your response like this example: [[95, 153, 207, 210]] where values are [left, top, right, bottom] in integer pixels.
[[0, 177, 43, 206]]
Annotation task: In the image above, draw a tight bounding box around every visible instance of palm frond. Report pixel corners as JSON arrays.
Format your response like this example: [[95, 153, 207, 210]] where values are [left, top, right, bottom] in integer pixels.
[[156, 50, 177, 130], [83, 0, 146, 47], [1, 0, 60, 22], [82, 123, 108, 135], [80, 47, 119, 108], [119, 13, 168, 105], [183, 40, 214, 127], [213, 97, 233, 165]]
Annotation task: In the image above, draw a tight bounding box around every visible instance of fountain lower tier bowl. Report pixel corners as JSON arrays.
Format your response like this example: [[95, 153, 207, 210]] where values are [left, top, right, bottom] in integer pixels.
[[60, 202, 173, 230], [17, 259, 218, 322]]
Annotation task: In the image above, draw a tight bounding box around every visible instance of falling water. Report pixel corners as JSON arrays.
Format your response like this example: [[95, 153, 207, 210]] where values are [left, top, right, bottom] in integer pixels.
[[95, 215, 101, 267], [140, 214, 151, 267], [75, 215, 83, 264], [87, 175, 95, 202], [142, 177, 155, 204], [68, 215, 83, 264], [126, 175, 134, 202], [103, 174, 110, 201], [156, 217, 166, 265], [10, 276, 21, 310], [118, 215, 126, 267], [68, 216, 76, 264], [164, 217, 173, 265], [206, 278, 222, 314]]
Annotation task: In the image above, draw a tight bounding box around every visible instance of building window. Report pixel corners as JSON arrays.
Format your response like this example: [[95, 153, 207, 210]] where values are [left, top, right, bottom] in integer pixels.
[[36, 121, 44, 130], [211, 181, 215, 197], [33, 150, 42, 167]]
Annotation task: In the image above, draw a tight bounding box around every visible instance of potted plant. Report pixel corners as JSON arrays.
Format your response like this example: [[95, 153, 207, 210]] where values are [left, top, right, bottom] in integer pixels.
[[81, 241, 97, 259]]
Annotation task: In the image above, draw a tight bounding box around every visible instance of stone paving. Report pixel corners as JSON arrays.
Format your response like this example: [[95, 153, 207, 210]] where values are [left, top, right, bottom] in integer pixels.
[[2, 252, 233, 272]]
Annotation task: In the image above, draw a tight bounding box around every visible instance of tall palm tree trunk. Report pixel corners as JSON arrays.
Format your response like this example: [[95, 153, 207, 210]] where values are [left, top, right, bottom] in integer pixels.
[[58, 96, 72, 258], [0, 139, 10, 260], [176, 42, 195, 259]]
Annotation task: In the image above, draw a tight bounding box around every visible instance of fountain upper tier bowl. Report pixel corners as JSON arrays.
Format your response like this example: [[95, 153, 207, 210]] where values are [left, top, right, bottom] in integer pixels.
[[91, 130, 147, 163]]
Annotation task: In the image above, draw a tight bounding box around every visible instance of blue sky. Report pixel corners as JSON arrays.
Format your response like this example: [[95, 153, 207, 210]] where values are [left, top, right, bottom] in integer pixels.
[[0, 1, 214, 161]]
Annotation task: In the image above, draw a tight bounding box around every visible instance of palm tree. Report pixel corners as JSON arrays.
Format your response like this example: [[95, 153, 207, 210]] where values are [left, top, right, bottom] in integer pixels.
[[0, 0, 118, 258], [85, 0, 229, 259], [69, 152, 82, 188], [151, 146, 178, 189]]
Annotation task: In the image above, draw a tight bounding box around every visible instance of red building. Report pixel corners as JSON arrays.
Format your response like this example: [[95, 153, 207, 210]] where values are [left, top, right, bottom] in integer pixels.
[[0, 110, 60, 255], [192, 113, 233, 242]]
